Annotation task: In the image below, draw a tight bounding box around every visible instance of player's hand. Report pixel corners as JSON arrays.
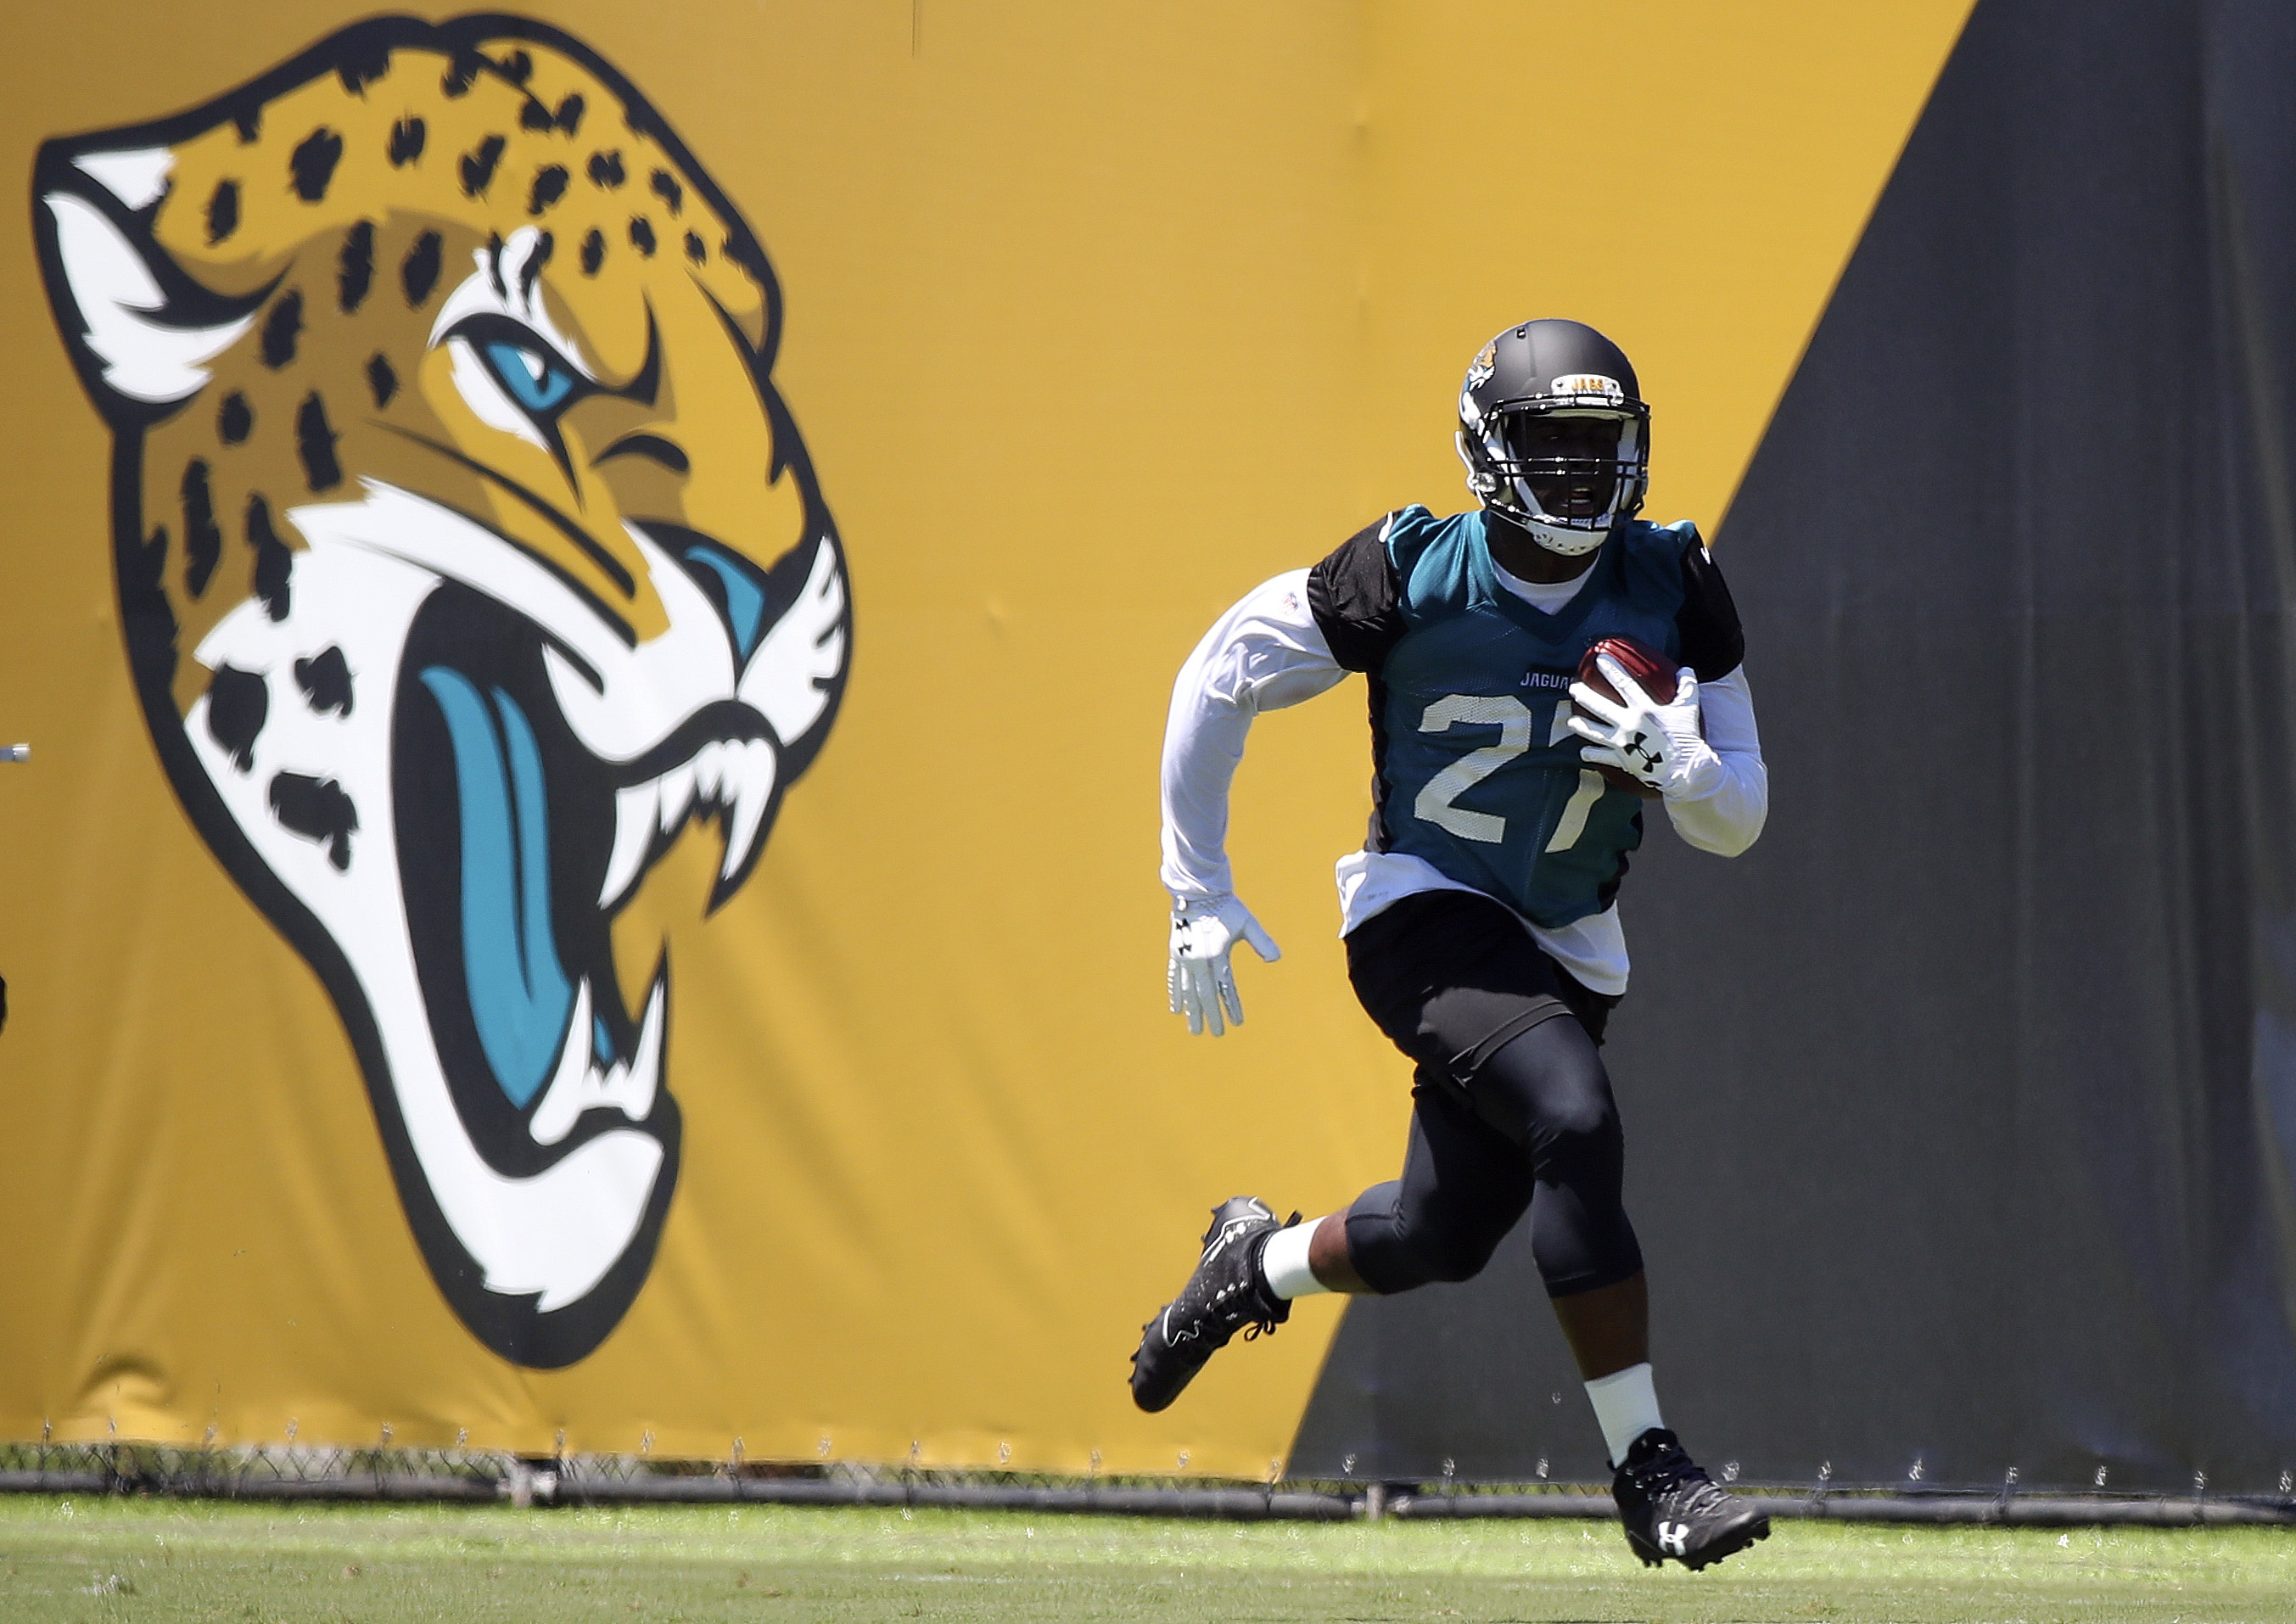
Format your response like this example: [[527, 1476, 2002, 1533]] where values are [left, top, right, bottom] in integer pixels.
[[1168, 894, 1281, 1037], [1567, 657, 1724, 799]]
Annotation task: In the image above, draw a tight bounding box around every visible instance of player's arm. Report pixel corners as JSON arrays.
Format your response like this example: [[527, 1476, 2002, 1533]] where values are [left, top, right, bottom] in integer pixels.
[[1655, 535, 1765, 855], [1661, 665, 1765, 855], [1565, 529, 1767, 854], [1161, 568, 1347, 1034], [1162, 515, 1408, 1034], [1658, 533, 1764, 854]]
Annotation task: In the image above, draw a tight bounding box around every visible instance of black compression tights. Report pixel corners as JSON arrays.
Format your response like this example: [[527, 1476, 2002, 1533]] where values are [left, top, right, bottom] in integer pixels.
[[1341, 891, 1644, 1299]]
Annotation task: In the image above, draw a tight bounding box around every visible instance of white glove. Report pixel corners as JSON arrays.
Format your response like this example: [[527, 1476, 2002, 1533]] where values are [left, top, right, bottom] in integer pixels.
[[1566, 655, 1725, 800], [1168, 894, 1281, 1037]]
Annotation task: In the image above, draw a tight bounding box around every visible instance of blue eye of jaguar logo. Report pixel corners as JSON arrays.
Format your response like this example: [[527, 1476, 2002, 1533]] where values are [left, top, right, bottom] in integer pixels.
[[480, 335, 581, 416], [445, 314, 591, 431]]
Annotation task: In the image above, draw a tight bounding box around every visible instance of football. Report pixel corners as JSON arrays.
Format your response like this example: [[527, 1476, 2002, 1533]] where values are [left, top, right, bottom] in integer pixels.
[[1576, 636, 1679, 799]]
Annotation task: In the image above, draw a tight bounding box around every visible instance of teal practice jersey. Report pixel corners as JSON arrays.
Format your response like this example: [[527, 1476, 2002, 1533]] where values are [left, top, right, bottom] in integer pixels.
[[1305, 507, 1744, 929]]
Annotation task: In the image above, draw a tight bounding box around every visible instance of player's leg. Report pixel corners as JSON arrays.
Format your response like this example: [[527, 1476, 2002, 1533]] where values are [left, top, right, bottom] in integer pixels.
[[1439, 947, 1764, 1567], [1240, 899, 1643, 1312], [1333, 891, 1765, 1569], [1333, 1080, 1535, 1293], [1284, 1005, 1660, 1383], [1128, 890, 1531, 1411], [1128, 1067, 1529, 1414], [1150, 888, 1644, 1342]]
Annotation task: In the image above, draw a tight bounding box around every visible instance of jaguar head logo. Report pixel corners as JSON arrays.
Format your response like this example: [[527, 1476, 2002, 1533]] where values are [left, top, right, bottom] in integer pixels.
[[34, 16, 850, 1366]]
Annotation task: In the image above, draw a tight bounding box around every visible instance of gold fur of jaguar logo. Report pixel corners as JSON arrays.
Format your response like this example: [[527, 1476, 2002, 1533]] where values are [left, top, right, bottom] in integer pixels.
[[36, 16, 850, 1366]]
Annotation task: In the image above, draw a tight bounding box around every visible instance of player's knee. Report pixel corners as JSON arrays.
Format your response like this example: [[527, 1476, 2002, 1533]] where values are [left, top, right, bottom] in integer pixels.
[[1543, 1083, 1619, 1149], [1412, 1222, 1504, 1285], [1468, 1016, 1614, 1151], [1347, 1189, 1510, 1291], [1393, 1200, 1509, 1285], [1534, 1080, 1622, 1182]]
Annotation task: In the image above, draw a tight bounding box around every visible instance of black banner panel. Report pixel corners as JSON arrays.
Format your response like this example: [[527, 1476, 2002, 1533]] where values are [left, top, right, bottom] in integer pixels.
[[1293, 0, 2296, 1494]]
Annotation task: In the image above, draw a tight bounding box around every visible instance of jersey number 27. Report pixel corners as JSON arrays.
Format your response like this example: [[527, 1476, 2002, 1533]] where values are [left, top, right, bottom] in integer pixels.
[[1413, 694, 1604, 854]]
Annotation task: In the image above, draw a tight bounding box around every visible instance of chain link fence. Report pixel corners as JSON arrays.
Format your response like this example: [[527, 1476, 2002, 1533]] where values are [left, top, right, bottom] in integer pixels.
[[0, 1442, 2289, 1525]]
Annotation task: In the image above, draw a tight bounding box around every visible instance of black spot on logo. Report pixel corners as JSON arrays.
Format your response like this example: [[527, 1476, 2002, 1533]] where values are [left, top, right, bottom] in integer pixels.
[[388, 117, 426, 166], [649, 170, 682, 215], [629, 216, 656, 257], [232, 104, 260, 143], [586, 150, 624, 188], [182, 459, 221, 597], [580, 229, 605, 277], [684, 231, 705, 265], [260, 291, 304, 369], [294, 647, 354, 717], [366, 352, 399, 408], [402, 230, 443, 305], [205, 178, 240, 245], [218, 392, 254, 445], [556, 94, 585, 135], [290, 126, 344, 203], [460, 133, 507, 198], [496, 48, 534, 85], [205, 664, 267, 772], [268, 771, 357, 870], [339, 221, 375, 313], [484, 231, 507, 300], [296, 393, 342, 492], [520, 97, 556, 132], [517, 231, 554, 303], [720, 232, 769, 287], [443, 48, 484, 98], [529, 165, 569, 216], [246, 496, 293, 623]]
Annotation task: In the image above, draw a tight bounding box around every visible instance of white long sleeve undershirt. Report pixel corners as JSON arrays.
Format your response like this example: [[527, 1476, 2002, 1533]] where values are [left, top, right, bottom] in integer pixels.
[[1157, 567, 1769, 996]]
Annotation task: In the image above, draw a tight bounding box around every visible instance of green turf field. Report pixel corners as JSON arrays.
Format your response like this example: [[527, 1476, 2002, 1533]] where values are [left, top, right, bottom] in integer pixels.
[[0, 1495, 2288, 1622]]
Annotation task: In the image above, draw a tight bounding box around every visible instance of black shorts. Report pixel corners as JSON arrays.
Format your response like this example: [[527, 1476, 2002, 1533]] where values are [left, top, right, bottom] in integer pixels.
[[1347, 888, 1618, 1064], [1339, 888, 1641, 1298]]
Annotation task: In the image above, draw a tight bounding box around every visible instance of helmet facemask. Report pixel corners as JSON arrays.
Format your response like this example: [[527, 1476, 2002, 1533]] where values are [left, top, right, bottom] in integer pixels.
[[1459, 404, 1649, 557]]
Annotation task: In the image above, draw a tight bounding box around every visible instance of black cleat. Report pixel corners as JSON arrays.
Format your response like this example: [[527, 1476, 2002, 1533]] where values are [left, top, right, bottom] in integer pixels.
[[1128, 1196, 1294, 1412], [1611, 1428, 1770, 1571]]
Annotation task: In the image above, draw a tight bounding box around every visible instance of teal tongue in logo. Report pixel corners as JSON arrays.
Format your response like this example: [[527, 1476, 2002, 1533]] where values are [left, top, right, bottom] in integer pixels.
[[420, 667, 574, 1110]]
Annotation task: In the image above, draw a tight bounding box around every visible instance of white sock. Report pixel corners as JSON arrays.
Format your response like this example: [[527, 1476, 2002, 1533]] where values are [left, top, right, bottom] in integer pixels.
[[1258, 1219, 1331, 1299], [1584, 1362, 1664, 1464]]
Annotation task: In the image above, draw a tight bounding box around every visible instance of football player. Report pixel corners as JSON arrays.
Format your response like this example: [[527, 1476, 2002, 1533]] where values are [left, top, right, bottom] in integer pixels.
[[1132, 319, 1770, 1571]]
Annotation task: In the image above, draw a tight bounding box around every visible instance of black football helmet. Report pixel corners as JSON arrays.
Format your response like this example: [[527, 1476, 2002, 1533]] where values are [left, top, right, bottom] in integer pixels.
[[1456, 319, 1649, 556]]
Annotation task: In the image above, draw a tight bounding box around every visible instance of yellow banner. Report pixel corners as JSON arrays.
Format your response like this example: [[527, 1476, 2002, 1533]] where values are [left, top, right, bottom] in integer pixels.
[[0, 1, 1968, 1476]]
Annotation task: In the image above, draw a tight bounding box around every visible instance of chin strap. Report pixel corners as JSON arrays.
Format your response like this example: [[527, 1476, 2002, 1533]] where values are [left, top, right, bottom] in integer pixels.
[[1483, 504, 1610, 559], [1518, 516, 1609, 557]]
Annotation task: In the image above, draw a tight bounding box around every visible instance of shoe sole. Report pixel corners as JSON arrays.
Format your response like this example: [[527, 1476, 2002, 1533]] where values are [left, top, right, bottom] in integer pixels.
[[1626, 1512, 1771, 1571]]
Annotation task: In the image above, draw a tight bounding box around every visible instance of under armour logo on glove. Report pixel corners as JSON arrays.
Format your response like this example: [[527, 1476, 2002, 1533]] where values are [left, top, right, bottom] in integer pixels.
[[1167, 894, 1282, 1037], [1567, 654, 1724, 800]]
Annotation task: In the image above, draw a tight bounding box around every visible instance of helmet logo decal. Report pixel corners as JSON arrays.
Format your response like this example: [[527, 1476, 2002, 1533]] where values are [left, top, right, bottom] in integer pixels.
[[33, 16, 851, 1368], [1548, 373, 1625, 402]]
